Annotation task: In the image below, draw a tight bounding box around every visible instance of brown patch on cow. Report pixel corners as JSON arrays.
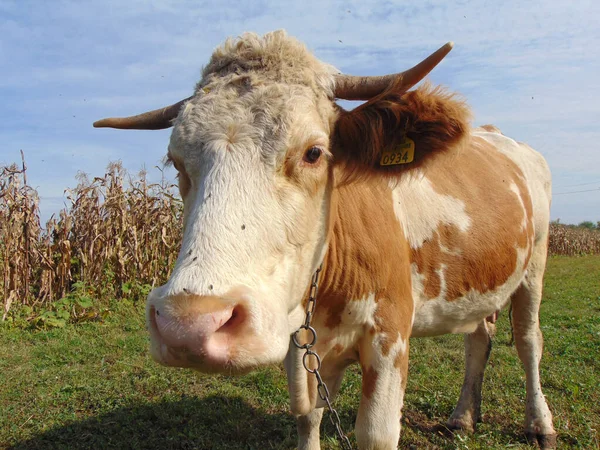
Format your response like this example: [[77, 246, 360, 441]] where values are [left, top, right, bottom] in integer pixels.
[[323, 300, 347, 329], [374, 295, 412, 356], [361, 365, 379, 400], [410, 136, 535, 301], [318, 179, 414, 352], [333, 82, 471, 183], [332, 343, 344, 355]]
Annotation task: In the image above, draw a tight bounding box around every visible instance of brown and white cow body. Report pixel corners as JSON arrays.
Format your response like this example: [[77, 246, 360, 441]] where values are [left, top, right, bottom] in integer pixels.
[[96, 31, 556, 449], [286, 127, 554, 449]]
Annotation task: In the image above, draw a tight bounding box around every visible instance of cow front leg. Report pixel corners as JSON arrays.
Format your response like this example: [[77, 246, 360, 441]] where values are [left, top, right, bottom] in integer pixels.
[[355, 333, 409, 450], [297, 407, 324, 450], [447, 319, 493, 432], [295, 367, 347, 450]]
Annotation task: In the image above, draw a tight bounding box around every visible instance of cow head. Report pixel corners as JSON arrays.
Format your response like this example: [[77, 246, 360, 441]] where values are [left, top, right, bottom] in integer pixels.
[[93, 30, 461, 373]]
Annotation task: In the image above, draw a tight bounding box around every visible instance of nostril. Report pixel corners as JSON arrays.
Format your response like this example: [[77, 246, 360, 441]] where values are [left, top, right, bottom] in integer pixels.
[[218, 305, 244, 332], [149, 305, 160, 335], [224, 308, 238, 327], [156, 309, 160, 316]]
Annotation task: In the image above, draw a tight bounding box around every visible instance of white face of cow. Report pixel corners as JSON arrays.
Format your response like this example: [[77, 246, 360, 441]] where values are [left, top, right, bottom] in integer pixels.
[[146, 83, 338, 373]]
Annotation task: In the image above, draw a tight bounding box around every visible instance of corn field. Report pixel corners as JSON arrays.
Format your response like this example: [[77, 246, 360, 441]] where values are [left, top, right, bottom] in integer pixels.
[[1, 156, 599, 322], [1, 155, 182, 322], [548, 222, 600, 256]]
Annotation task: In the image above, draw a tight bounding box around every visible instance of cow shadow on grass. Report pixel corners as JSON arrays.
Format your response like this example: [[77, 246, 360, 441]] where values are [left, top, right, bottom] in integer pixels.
[[400, 409, 532, 449], [10, 395, 534, 450], [9, 395, 355, 450]]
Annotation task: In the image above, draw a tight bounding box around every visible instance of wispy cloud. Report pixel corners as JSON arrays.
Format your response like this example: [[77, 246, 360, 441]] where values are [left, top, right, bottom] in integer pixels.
[[1, 0, 599, 224]]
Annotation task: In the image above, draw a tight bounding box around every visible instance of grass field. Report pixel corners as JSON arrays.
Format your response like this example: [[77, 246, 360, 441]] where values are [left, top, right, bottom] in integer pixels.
[[1, 256, 599, 449]]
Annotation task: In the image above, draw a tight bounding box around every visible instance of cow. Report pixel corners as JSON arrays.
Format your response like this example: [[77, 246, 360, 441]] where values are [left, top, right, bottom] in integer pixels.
[[94, 30, 556, 449]]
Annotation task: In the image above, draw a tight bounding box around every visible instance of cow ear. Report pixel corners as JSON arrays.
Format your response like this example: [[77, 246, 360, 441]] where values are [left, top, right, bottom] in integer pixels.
[[332, 81, 471, 182]]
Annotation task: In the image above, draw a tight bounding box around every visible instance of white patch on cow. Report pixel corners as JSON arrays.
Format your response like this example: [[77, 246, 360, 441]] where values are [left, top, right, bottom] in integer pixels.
[[315, 293, 378, 361], [356, 330, 408, 448], [439, 243, 461, 256], [509, 182, 529, 232], [373, 330, 407, 364], [437, 263, 448, 300], [341, 293, 378, 327], [326, 293, 378, 359], [390, 176, 471, 249]]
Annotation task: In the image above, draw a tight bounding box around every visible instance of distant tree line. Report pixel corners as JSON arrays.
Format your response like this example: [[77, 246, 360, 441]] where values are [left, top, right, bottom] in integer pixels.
[[551, 219, 600, 230]]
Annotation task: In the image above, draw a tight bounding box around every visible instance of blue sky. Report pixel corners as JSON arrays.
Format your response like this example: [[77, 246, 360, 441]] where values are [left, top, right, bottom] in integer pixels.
[[1, 0, 599, 224]]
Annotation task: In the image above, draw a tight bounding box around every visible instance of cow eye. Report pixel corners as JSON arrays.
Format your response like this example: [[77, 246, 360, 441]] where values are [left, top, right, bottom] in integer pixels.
[[303, 146, 322, 164]]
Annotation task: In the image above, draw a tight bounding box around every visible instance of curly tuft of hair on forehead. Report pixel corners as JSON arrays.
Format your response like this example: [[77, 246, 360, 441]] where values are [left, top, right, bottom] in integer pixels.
[[197, 30, 338, 99]]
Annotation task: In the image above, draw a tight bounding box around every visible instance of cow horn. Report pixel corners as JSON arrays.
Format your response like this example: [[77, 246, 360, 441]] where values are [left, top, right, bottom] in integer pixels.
[[93, 96, 194, 130], [333, 42, 454, 101]]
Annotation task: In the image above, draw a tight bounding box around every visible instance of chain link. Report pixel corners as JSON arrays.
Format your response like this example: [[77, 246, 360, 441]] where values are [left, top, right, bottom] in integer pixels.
[[292, 265, 353, 450]]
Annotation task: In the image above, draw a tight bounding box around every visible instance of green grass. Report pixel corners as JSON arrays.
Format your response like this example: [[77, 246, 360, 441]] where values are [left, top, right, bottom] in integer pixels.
[[1, 256, 599, 449]]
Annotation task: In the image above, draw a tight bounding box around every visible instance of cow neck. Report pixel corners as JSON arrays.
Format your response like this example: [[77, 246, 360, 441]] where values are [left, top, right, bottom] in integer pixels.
[[287, 177, 412, 415], [317, 178, 411, 329]]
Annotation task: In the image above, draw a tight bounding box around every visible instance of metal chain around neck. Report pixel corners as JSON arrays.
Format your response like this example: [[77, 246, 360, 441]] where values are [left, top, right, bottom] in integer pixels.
[[291, 265, 353, 450]]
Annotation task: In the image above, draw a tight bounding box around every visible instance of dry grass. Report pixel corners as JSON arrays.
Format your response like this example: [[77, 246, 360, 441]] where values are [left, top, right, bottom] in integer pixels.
[[1, 155, 182, 321], [0, 152, 41, 320], [548, 223, 600, 256], [1, 154, 599, 322]]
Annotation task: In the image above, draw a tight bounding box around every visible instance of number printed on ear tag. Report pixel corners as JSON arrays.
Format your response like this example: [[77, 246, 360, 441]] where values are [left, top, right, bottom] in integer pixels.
[[380, 138, 415, 166]]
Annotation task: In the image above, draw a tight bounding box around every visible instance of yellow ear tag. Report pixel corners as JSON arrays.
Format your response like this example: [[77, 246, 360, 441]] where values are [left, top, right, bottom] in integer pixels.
[[380, 138, 415, 166]]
